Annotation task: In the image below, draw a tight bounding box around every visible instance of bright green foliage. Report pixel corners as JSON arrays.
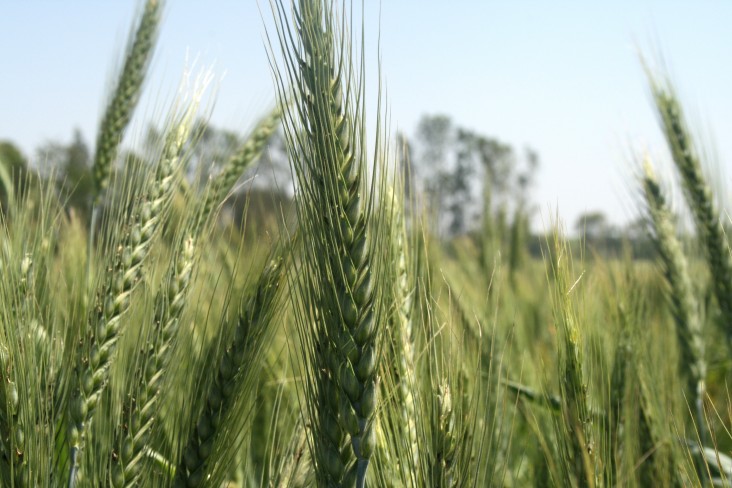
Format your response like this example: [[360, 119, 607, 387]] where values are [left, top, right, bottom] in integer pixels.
[[641, 161, 705, 415]]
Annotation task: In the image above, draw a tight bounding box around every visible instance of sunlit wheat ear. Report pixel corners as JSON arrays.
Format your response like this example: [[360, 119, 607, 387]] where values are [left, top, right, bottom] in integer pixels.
[[371, 183, 418, 487], [648, 75, 732, 345], [269, 0, 391, 486], [0, 174, 68, 487], [110, 231, 197, 488], [108, 114, 272, 478], [92, 0, 161, 204], [67, 76, 207, 486], [389, 185, 418, 474], [641, 160, 705, 431], [173, 251, 285, 487]]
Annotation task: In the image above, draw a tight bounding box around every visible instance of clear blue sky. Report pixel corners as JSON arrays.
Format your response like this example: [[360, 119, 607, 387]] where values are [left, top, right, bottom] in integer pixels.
[[2, 1, 731, 231]]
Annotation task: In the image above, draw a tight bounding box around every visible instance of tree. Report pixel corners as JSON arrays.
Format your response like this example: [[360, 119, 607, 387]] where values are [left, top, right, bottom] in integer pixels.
[[416, 115, 452, 170], [187, 118, 241, 186], [575, 210, 608, 240], [415, 115, 453, 232], [36, 129, 93, 215], [64, 130, 92, 208], [414, 116, 485, 235], [408, 114, 540, 241], [254, 129, 292, 193], [0, 141, 27, 179]]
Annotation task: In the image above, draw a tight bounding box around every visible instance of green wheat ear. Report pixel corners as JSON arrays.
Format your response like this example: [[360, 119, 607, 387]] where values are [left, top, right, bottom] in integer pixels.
[[173, 248, 286, 487], [92, 0, 161, 204], [67, 82, 204, 487], [386, 183, 419, 476], [110, 229, 197, 488], [269, 1, 392, 486], [640, 158, 707, 475], [648, 74, 732, 346], [641, 161, 705, 393], [547, 229, 596, 488]]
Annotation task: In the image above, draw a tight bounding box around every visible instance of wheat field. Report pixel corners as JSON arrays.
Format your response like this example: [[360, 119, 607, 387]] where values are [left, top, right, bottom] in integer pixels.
[[0, 1, 730, 487]]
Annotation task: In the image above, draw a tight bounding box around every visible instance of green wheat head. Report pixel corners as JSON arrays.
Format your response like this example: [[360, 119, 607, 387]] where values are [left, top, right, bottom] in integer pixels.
[[648, 74, 732, 347], [173, 247, 287, 487], [92, 0, 161, 203], [641, 159, 705, 404], [67, 79, 205, 486], [547, 230, 596, 488], [269, 0, 393, 486]]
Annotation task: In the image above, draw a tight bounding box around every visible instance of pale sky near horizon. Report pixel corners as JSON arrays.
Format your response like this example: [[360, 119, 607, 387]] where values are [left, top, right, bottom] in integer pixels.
[[1, 1, 731, 232]]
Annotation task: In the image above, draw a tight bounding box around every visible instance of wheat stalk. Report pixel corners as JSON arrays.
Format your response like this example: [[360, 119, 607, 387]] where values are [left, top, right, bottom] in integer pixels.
[[391, 189, 419, 475], [110, 231, 196, 487], [430, 381, 456, 487], [548, 231, 596, 488], [641, 158, 708, 482], [0, 255, 34, 485]]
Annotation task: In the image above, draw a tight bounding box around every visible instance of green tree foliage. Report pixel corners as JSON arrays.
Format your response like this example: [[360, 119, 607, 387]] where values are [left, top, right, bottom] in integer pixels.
[[575, 210, 609, 241], [408, 114, 539, 285], [37, 130, 94, 217], [410, 114, 538, 238]]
